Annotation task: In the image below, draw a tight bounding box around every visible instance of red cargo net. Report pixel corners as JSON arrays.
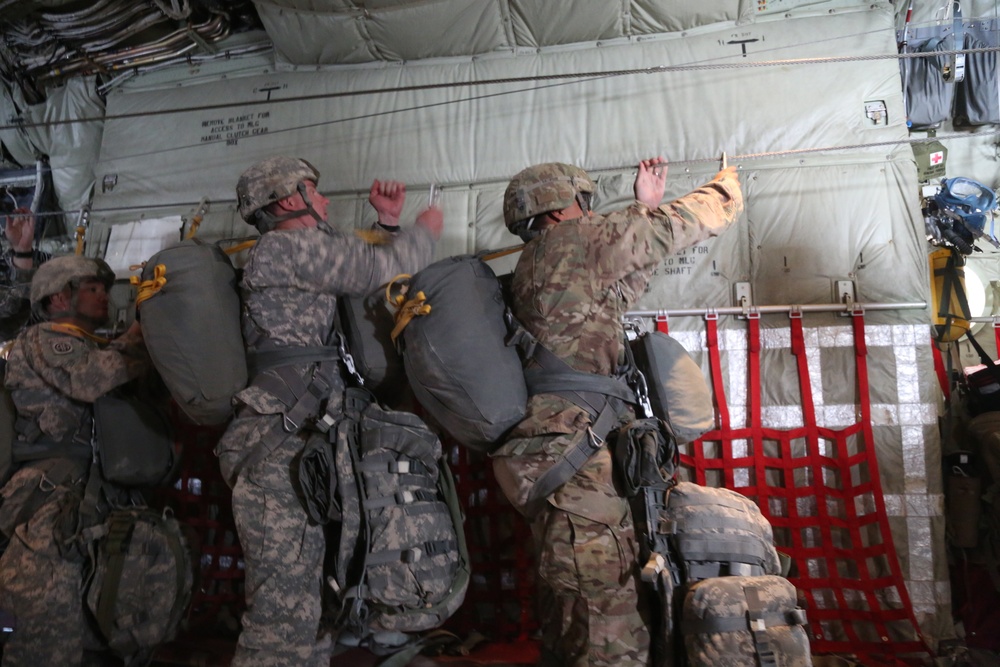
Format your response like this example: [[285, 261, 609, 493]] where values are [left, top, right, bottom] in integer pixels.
[[677, 312, 933, 663]]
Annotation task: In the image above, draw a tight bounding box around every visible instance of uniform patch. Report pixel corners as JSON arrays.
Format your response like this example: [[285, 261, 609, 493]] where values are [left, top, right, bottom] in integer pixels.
[[51, 340, 75, 355]]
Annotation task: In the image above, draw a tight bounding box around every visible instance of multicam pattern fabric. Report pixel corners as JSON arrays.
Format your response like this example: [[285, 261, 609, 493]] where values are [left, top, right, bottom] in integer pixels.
[[0, 323, 147, 666], [682, 575, 811, 667], [492, 168, 743, 667], [503, 162, 595, 230], [215, 222, 435, 667]]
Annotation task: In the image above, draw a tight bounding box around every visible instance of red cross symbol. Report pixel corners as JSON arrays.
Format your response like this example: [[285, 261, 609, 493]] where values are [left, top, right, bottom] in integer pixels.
[[930, 151, 944, 165]]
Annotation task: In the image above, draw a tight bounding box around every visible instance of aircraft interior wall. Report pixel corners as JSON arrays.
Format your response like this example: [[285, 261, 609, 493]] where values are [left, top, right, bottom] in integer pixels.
[[6, 0, 1000, 653]]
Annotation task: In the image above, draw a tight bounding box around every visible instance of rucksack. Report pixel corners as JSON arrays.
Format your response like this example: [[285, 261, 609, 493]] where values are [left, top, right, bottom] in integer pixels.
[[325, 387, 470, 658], [134, 239, 246, 425], [390, 254, 528, 452], [82, 507, 194, 666], [680, 575, 811, 667]]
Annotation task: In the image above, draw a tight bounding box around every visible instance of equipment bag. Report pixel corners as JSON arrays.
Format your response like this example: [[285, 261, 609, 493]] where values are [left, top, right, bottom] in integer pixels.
[[954, 28, 1000, 126], [390, 254, 527, 452], [82, 507, 194, 666], [328, 388, 470, 657], [336, 285, 406, 406], [664, 482, 781, 583], [629, 331, 714, 444], [681, 575, 810, 667], [93, 394, 175, 487], [135, 240, 246, 425]]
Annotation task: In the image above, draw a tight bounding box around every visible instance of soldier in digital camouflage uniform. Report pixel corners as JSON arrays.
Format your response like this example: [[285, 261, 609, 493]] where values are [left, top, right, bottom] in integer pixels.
[[214, 156, 442, 667], [0, 255, 148, 667], [0, 201, 50, 338], [492, 158, 744, 666]]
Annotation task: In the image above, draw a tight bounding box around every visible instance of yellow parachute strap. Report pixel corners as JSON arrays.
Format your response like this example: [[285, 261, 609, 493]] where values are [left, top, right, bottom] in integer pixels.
[[355, 228, 393, 245], [49, 322, 110, 345], [224, 239, 257, 255], [74, 224, 86, 256], [479, 244, 525, 262], [130, 264, 167, 308], [385, 273, 431, 343]]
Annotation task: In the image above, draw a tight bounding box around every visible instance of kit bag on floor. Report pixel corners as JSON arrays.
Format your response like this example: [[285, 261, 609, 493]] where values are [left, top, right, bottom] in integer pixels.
[[82, 507, 194, 666], [665, 481, 781, 583], [392, 254, 527, 452], [681, 575, 810, 667], [328, 388, 470, 658], [135, 239, 246, 425]]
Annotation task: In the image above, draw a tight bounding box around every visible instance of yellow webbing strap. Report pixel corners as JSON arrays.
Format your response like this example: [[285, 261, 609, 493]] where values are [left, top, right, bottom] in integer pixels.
[[74, 224, 86, 256], [479, 244, 525, 262], [224, 239, 257, 256], [355, 228, 392, 245], [130, 264, 167, 308], [385, 274, 433, 343], [49, 322, 110, 345]]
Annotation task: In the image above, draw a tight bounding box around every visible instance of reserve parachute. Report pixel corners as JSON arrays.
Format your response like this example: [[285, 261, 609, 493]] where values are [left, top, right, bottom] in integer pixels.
[[133, 240, 247, 425]]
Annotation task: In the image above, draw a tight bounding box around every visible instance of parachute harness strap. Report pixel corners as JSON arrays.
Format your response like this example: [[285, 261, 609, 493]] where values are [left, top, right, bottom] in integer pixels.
[[385, 274, 431, 344], [131, 264, 167, 307]]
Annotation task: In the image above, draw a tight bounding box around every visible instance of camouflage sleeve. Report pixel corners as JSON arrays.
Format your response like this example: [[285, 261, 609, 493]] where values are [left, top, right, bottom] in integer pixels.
[[247, 226, 435, 296], [0, 284, 26, 320], [27, 329, 136, 403], [647, 167, 744, 255]]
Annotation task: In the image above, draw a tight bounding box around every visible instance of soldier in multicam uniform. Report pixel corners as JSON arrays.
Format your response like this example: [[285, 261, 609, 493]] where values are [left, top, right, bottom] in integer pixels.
[[0, 255, 148, 666], [214, 156, 442, 667], [492, 158, 744, 666]]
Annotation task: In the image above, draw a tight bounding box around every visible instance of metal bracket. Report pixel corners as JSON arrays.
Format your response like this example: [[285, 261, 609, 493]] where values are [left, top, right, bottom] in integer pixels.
[[835, 280, 857, 314], [864, 100, 887, 126], [734, 282, 753, 310]]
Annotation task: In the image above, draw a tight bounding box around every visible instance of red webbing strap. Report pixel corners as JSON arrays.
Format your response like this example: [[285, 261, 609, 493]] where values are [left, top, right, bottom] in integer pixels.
[[685, 315, 730, 486], [846, 311, 931, 660], [746, 315, 770, 521], [655, 313, 669, 334], [930, 339, 950, 401], [994, 320, 1000, 353]]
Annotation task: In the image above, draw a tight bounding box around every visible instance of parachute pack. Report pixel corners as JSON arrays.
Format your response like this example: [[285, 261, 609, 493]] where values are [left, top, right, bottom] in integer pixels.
[[134, 239, 247, 426], [81, 507, 195, 667], [389, 254, 527, 452]]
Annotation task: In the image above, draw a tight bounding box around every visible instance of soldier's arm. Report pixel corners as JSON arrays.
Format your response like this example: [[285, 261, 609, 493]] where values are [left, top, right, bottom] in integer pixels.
[[649, 166, 744, 252], [269, 224, 437, 297]]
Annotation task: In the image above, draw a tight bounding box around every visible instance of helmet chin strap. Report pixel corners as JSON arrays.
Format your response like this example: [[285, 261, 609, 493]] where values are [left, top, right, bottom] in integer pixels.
[[253, 181, 330, 233]]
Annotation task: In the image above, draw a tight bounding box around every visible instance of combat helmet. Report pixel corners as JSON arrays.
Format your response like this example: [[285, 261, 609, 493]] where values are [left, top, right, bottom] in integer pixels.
[[503, 162, 595, 241], [236, 156, 321, 233], [30, 255, 115, 320]]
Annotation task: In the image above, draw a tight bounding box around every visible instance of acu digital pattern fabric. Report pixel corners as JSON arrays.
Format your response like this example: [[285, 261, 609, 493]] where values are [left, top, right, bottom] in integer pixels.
[[214, 224, 434, 667], [0, 323, 148, 667], [493, 169, 744, 667]]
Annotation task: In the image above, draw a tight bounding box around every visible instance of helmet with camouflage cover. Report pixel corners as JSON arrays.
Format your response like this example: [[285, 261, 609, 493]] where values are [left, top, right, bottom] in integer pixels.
[[503, 162, 595, 241], [236, 156, 321, 232], [30, 255, 115, 320]]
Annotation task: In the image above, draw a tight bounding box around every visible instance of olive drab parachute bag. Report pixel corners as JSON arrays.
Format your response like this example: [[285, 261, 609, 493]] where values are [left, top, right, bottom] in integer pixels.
[[389, 255, 527, 452], [82, 508, 194, 666], [134, 240, 246, 425], [629, 330, 714, 444], [328, 388, 470, 659], [681, 575, 811, 667]]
